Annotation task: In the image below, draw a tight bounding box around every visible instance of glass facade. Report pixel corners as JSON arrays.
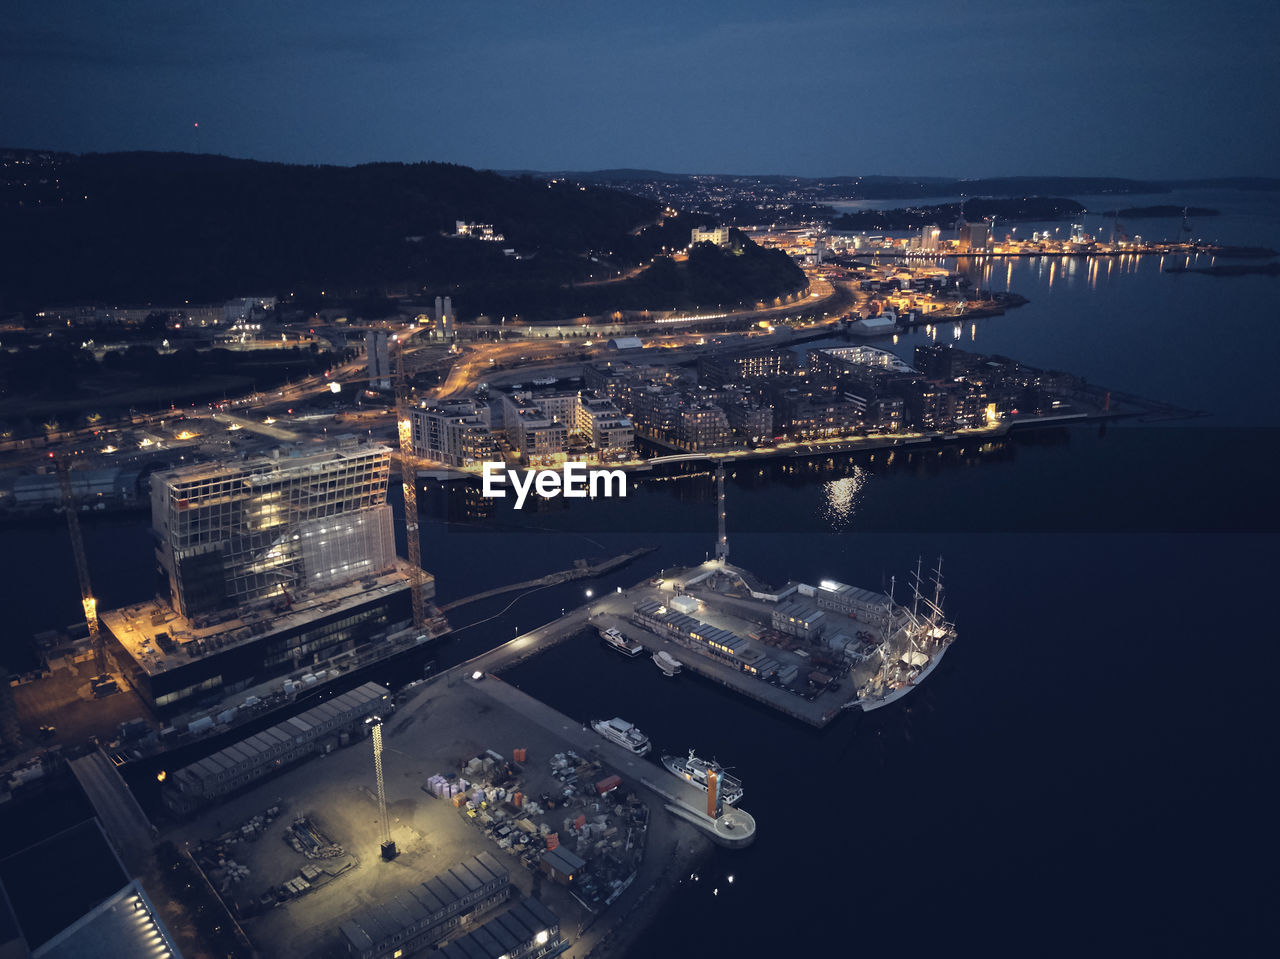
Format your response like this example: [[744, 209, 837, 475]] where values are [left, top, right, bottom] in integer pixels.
[[152, 445, 395, 618]]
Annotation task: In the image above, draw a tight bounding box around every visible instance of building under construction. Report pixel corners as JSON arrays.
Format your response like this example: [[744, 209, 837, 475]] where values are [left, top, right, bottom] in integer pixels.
[[103, 442, 436, 714]]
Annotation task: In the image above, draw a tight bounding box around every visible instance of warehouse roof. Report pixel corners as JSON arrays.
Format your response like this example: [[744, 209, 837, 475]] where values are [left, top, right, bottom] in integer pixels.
[[339, 853, 508, 953], [437, 899, 560, 959]]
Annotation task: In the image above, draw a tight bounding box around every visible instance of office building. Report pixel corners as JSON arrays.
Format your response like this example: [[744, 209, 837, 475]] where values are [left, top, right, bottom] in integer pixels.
[[152, 445, 397, 619], [103, 444, 427, 713]]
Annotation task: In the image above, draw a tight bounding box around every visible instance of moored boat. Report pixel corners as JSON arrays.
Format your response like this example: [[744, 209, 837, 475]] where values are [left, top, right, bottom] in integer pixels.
[[660, 750, 744, 805], [600, 626, 643, 657], [590, 717, 651, 756], [651, 649, 682, 676]]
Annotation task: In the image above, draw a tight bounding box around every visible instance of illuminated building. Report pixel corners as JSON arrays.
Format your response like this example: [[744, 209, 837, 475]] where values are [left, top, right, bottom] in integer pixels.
[[501, 392, 570, 462], [574, 392, 635, 454], [410, 399, 500, 467], [152, 445, 396, 618], [690, 224, 730, 247], [677, 404, 732, 451], [697, 348, 797, 388], [103, 444, 428, 713]]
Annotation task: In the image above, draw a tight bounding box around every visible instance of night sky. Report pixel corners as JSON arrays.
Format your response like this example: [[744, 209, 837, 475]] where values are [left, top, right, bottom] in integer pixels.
[[3, 0, 1277, 178]]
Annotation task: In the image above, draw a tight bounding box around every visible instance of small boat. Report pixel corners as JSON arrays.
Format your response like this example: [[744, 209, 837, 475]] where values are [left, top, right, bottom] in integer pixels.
[[651, 650, 682, 676], [660, 750, 744, 805], [590, 718, 651, 756], [600, 627, 643, 657]]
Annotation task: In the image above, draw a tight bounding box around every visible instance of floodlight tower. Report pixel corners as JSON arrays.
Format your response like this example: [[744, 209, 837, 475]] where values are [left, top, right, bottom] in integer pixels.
[[368, 716, 397, 860]]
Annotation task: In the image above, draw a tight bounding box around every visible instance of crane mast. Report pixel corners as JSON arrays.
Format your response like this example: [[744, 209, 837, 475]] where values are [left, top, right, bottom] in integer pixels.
[[55, 458, 110, 685], [395, 339, 430, 631]]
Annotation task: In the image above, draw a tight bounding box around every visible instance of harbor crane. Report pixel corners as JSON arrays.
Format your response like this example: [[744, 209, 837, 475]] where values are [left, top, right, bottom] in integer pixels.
[[55, 457, 116, 695]]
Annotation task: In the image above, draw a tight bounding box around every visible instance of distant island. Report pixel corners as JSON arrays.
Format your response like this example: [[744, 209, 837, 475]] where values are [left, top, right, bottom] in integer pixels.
[[828, 196, 1084, 231], [1100, 205, 1220, 218]]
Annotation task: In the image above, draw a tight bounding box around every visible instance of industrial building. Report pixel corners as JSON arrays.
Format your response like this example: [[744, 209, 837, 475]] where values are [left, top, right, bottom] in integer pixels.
[[805, 580, 893, 627], [771, 599, 826, 641], [339, 853, 511, 959], [438, 898, 566, 959], [632, 601, 780, 679], [164, 681, 390, 812]]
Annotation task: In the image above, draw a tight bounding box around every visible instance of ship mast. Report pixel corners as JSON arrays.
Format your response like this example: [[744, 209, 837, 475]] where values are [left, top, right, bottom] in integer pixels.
[[911, 556, 924, 625], [931, 555, 945, 628]]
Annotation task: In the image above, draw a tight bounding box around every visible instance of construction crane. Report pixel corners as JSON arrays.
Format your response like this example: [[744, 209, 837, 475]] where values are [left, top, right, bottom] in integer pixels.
[[55, 457, 115, 694], [394, 338, 448, 636], [367, 716, 397, 859]]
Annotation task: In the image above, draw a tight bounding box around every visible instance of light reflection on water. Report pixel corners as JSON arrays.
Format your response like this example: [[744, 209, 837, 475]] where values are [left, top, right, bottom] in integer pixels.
[[820, 466, 866, 530]]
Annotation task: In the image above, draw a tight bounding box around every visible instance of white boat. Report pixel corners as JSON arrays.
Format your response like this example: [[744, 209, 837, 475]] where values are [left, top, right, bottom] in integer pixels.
[[660, 750, 744, 806], [651, 650, 682, 676], [600, 627, 643, 657], [590, 717, 651, 756]]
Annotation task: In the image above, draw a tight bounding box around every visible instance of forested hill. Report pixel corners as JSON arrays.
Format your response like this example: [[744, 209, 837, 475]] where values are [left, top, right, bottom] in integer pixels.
[[0, 150, 661, 309]]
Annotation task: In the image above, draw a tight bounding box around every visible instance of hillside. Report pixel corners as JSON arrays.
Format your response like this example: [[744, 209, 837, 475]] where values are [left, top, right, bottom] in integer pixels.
[[0, 150, 664, 313]]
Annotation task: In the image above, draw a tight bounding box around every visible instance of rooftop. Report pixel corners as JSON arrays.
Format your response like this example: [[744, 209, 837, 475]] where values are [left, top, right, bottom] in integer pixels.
[[172, 681, 390, 790], [339, 852, 508, 953], [152, 441, 391, 488], [438, 899, 562, 959]]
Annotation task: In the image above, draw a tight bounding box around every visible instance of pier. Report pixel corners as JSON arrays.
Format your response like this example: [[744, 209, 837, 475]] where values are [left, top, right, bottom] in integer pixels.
[[441, 547, 656, 612]]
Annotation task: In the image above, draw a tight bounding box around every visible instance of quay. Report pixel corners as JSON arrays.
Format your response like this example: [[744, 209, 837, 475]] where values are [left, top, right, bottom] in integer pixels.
[[161, 636, 730, 959]]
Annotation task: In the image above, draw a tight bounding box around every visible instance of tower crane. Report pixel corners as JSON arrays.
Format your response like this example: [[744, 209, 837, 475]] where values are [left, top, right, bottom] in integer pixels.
[[394, 338, 448, 636], [55, 457, 115, 695]]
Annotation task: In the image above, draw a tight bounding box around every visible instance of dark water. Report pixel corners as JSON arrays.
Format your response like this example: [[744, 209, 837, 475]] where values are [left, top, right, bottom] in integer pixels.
[[3, 189, 1278, 954]]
